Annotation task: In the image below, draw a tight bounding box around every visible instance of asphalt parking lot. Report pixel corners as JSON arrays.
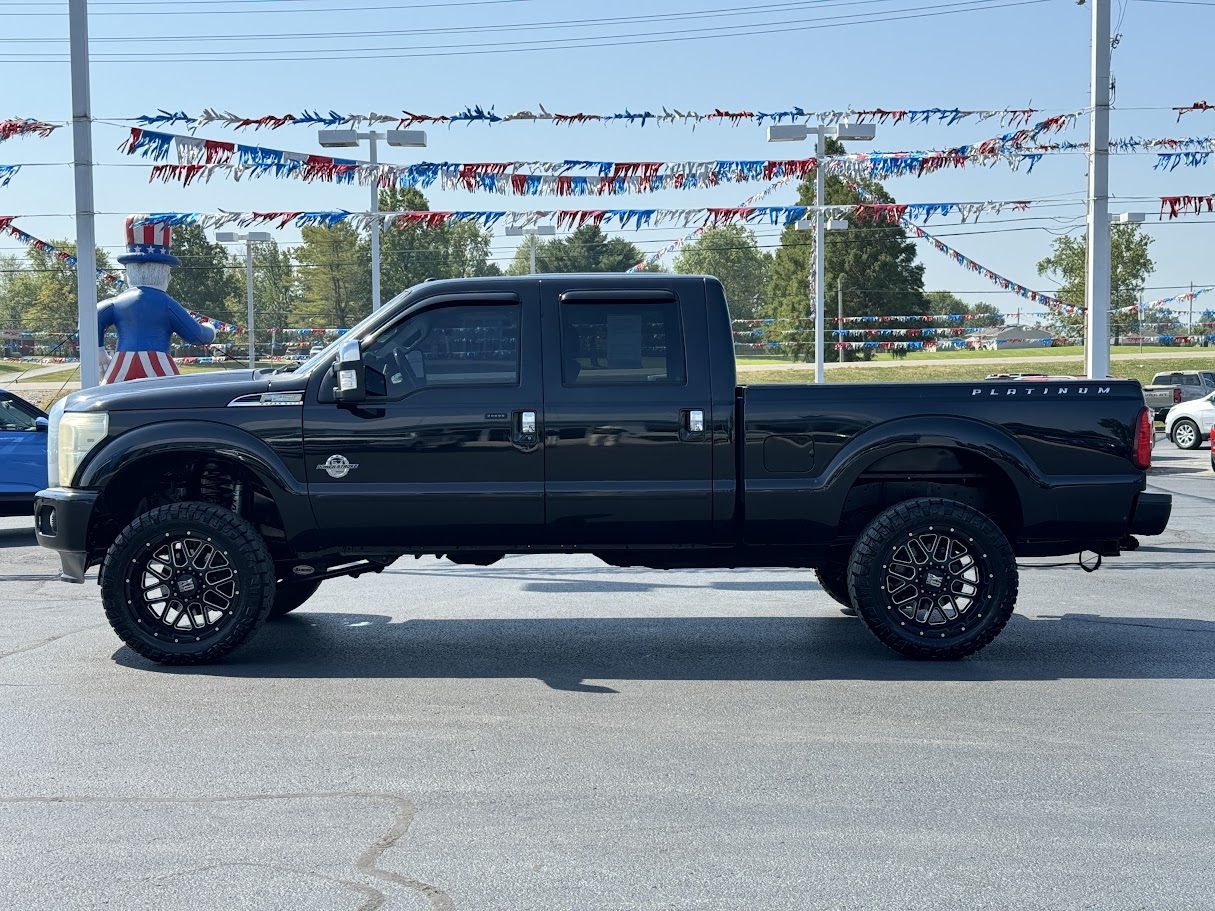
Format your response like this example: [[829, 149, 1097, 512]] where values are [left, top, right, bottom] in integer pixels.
[[2, 441, 1212, 911]]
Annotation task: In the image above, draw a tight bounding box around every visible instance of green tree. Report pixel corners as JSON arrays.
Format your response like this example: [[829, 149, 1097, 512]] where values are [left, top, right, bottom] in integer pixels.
[[765, 139, 928, 361], [1, 241, 118, 337], [373, 187, 500, 295], [1036, 225, 1155, 339], [168, 224, 243, 323], [251, 239, 298, 336], [293, 222, 369, 329], [925, 291, 1004, 327], [673, 225, 772, 320], [505, 224, 650, 275]]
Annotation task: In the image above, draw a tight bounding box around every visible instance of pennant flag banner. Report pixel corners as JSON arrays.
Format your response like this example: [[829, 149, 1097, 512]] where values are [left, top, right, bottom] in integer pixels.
[[0, 119, 61, 142], [0, 165, 18, 187], [0, 216, 126, 288], [1161, 194, 1215, 218], [133, 199, 1040, 234], [0, 217, 241, 333], [628, 178, 794, 272], [1175, 101, 1215, 120], [130, 105, 1075, 131], [1117, 286, 1215, 313], [122, 127, 1055, 194]]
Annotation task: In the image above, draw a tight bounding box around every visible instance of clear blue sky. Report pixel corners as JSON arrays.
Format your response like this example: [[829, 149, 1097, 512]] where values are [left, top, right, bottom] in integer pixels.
[[1, 0, 1212, 318]]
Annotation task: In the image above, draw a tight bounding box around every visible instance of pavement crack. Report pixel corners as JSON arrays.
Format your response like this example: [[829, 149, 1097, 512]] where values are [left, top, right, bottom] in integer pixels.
[[0, 623, 107, 660], [141, 861, 383, 910], [0, 791, 455, 911]]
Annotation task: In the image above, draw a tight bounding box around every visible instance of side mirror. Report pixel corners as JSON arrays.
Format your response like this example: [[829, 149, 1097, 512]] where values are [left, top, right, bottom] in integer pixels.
[[35, 417, 49, 433], [333, 336, 366, 404]]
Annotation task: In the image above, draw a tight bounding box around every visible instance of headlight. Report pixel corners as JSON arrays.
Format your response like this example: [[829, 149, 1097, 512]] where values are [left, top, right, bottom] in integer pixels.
[[52, 410, 108, 488]]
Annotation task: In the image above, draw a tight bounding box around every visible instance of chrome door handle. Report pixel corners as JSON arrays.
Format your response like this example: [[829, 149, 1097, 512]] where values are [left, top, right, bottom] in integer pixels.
[[521, 411, 537, 434], [688, 409, 705, 433]]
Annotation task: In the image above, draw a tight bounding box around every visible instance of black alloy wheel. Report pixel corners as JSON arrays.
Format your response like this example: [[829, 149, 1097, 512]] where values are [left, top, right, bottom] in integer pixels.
[[269, 579, 322, 618], [1171, 418, 1202, 450], [100, 502, 275, 665], [814, 561, 857, 616], [847, 498, 1018, 660]]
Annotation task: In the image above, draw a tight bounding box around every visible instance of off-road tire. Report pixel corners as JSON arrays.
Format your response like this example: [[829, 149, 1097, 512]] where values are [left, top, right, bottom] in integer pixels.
[[847, 497, 1018, 660], [814, 562, 857, 615], [100, 502, 275, 665], [1171, 418, 1202, 450], [269, 579, 322, 618]]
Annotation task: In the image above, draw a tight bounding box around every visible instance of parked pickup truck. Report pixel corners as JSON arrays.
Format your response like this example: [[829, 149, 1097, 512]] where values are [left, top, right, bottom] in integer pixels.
[[1143, 370, 1215, 420], [33, 274, 1171, 665]]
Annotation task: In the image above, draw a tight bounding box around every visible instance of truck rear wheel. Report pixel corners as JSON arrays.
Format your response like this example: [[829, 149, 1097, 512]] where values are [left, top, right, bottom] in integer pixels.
[[847, 498, 1018, 660], [99, 502, 275, 665], [814, 562, 857, 616]]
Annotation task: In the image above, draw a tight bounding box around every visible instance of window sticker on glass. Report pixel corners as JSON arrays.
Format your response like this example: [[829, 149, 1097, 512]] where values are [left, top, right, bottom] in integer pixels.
[[606, 313, 644, 369]]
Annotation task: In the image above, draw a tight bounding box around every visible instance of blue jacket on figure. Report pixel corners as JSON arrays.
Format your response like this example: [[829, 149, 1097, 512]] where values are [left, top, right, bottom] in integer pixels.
[[98, 286, 216, 353]]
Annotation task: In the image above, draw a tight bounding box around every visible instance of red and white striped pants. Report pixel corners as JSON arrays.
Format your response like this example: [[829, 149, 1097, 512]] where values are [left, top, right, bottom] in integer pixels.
[[102, 350, 180, 384]]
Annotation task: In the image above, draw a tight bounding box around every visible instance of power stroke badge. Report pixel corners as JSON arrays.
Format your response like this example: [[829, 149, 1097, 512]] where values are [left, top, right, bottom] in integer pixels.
[[317, 454, 359, 479]]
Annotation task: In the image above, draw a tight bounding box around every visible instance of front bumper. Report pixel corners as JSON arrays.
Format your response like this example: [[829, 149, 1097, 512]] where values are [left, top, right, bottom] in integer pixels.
[[33, 487, 101, 583], [1130, 492, 1171, 537]]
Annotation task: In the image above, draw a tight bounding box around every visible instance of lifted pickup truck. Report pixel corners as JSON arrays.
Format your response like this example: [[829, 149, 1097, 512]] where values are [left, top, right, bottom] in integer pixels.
[[33, 274, 1171, 665]]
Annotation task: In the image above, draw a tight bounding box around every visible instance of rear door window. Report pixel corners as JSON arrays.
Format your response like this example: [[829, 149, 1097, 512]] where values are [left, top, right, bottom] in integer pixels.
[[559, 300, 686, 386]]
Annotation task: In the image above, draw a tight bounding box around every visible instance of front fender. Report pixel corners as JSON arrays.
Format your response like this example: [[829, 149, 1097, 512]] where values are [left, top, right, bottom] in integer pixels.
[[78, 420, 315, 536]]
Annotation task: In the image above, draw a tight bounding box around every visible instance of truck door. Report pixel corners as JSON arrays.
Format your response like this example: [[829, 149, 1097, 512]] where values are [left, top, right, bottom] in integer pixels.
[[301, 290, 544, 547], [539, 284, 714, 544]]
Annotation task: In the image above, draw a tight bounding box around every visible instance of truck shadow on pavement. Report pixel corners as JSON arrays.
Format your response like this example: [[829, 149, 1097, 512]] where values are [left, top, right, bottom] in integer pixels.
[[115, 610, 1215, 688]]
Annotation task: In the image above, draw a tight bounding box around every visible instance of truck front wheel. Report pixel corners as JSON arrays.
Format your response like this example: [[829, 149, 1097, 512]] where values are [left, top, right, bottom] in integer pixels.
[[99, 502, 276, 665], [847, 498, 1018, 660]]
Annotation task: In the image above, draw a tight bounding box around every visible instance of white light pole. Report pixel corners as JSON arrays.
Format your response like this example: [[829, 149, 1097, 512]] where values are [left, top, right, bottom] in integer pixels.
[[1084, 0, 1112, 380], [769, 122, 876, 383], [216, 231, 272, 367], [505, 225, 557, 273], [69, 0, 99, 388], [793, 217, 849, 372], [318, 128, 427, 312]]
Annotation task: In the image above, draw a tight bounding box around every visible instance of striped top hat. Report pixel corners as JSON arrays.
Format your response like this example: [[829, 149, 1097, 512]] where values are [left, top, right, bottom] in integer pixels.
[[118, 214, 180, 266]]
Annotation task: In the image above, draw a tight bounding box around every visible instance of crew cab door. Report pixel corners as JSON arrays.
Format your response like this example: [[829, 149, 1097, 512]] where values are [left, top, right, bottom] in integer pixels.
[[301, 290, 543, 547], [539, 284, 714, 544]]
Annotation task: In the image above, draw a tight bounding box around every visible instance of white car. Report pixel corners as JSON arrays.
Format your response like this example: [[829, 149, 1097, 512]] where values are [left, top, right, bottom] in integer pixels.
[[1164, 392, 1215, 449]]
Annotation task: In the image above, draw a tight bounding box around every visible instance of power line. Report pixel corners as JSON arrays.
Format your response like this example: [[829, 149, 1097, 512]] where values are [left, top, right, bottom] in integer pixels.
[[4, 0, 1053, 62], [0, 0, 913, 42]]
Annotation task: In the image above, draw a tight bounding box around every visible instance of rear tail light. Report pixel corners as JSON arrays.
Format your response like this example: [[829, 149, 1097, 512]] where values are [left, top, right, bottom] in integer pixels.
[[1174, 387, 1183, 404], [1134, 407, 1152, 470]]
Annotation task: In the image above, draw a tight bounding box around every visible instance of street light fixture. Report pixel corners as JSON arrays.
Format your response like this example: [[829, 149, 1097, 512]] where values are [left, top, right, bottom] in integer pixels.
[[505, 225, 557, 273], [216, 230, 272, 367], [317, 128, 428, 312], [769, 122, 877, 382]]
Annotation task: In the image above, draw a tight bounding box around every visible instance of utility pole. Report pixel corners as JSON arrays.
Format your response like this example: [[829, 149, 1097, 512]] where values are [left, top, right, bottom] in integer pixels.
[[837, 274, 845, 362], [69, 0, 99, 388], [1189, 281, 1195, 345], [1084, 0, 1112, 380]]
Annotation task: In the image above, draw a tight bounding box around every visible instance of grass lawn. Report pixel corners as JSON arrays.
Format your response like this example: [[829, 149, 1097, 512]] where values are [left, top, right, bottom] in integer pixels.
[[742, 357, 1213, 386]]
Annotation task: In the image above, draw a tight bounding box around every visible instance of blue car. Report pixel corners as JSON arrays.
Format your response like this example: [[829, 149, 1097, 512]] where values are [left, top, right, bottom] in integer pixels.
[[0, 388, 49, 517]]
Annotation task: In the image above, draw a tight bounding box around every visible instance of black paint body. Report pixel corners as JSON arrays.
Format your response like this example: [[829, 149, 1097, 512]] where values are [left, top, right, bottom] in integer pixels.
[[34, 274, 1170, 576]]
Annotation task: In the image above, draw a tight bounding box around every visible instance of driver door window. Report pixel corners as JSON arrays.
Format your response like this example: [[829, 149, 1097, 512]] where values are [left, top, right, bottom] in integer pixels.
[[0, 395, 39, 432], [364, 303, 520, 398]]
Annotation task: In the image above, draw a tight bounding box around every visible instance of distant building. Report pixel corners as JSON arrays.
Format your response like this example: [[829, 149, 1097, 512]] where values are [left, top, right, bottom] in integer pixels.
[[977, 326, 1054, 351]]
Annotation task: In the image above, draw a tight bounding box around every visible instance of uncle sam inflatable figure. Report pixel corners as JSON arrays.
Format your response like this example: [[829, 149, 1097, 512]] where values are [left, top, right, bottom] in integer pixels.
[[97, 216, 216, 384]]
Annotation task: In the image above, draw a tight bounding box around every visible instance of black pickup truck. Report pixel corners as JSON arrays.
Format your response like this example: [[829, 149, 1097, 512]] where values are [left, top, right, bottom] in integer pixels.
[[33, 274, 1170, 665]]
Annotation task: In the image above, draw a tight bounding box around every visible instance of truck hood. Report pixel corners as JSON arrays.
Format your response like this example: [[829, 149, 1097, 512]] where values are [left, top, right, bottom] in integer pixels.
[[62, 367, 312, 413]]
